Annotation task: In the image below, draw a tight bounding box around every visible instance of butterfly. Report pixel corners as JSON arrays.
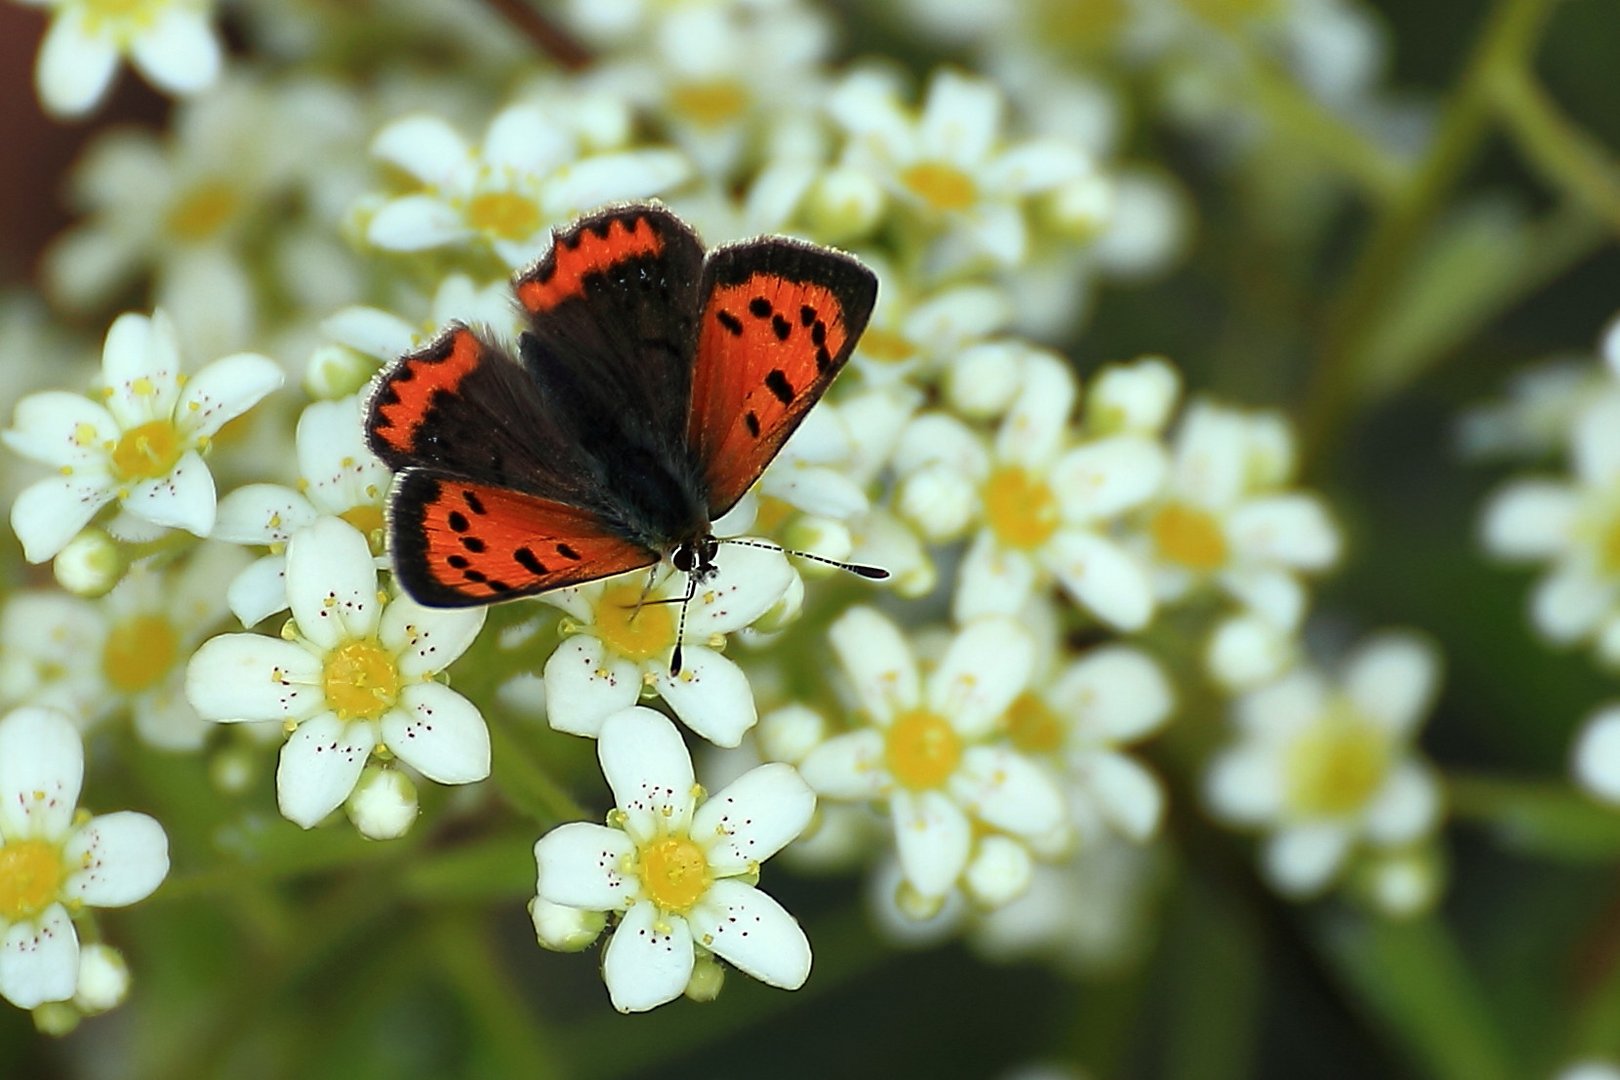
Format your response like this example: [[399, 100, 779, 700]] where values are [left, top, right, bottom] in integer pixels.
[[363, 203, 882, 669]]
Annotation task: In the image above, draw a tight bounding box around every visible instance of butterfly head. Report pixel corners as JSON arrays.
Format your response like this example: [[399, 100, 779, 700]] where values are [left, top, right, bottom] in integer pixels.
[[671, 534, 721, 584]]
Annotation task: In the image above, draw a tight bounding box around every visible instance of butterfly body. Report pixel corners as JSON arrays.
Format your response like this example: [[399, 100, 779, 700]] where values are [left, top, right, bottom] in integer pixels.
[[365, 204, 878, 610]]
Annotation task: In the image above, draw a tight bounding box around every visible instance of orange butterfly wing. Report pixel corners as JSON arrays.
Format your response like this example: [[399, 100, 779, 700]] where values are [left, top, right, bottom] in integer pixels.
[[686, 239, 878, 518], [388, 470, 660, 606]]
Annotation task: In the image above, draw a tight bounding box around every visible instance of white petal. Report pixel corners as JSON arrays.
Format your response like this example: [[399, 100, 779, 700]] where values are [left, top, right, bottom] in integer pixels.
[[366, 195, 472, 251], [321, 306, 416, 362], [1344, 633, 1441, 735], [176, 353, 283, 440], [1219, 566, 1308, 630], [1078, 752, 1164, 841], [541, 636, 641, 738], [602, 902, 693, 1013], [652, 647, 758, 749], [1572, 706, 1620, 804], [1574, 395, 1620, 488], [1050, 436, 1169, 521], [1531, 564, 1613, 643], [829, 606, 918, 724], [10, 475, 115, 564], [1204, 748, 1284, 823], [123, 449, 216, 536], [371, 115, 470, 184], [538, 150, 691, 216], [484, 104, 572, 174], [36, 14, 118, 118], [928, 618, 1035, 739], [693, 763, 815, 874], [101, 311, 180, 428], [892, 789, 972, 900], [688, 879, 810, 989], [3, 391, 119, 469], [993, 352, 1075, 468], [131, 682, 210, 752], [534, 822, 638, 910], [385, 684, 490, 784], [1227, 495, 1341, 570], [0, 707, 83, 839], [950, 746, 1064, 836], [276, 713, 373, 829], [186, 633, 324, 722], [1479, 479, 1579, 559], [1237, 669, 1330, 738], [381, 598, 486, 678], [128, 8, 221, 95], [982, 138, 1092, 194], [952, 531, 1037, 622], [226, 555, 291, 627], [0, 905, 78, 1008], [1262, 825, 1351, 897], [598, 708, 696, 841], [1362, 763, 1441, 846], [682, 542, 794, 637], [1045, 529, 1156, 631], [797, 730, 888, 801], [919, 70, 1001, 167], [212, 484, 317, 545], [964, 202, 1028, 266], [296, 397, 389, 513], [61, 812, 168, 907], [1051, 646, 1173, 744], [286, 517, 380, 649], [1170, 402, 1250, 508]]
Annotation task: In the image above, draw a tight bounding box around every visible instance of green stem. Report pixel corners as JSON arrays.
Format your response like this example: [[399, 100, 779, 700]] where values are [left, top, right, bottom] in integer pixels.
[[1488, 63, 1620, 233], [1243, 58, 1409, 202], [1447, 771, 1620, 861], [488, 712, 589, 826], [1301, 0, 1563, 459]]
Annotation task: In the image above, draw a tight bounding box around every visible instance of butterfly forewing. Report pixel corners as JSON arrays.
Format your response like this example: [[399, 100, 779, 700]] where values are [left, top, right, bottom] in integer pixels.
[[686, 238, 878, 518], [388, 469, 661, 606]]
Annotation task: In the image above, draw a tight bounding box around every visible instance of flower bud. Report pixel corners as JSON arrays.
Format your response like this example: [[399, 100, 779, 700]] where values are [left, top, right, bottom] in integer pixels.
[[528, 897, 606, 952], [53, 529, 120, 598], [346, 766, 418, 840]]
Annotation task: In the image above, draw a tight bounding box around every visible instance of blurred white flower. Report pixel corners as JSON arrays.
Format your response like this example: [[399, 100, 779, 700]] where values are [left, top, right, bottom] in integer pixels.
[[25, 0, 222, 119], [1572, 704, 1620, 805], [1205, 632, 1444, 898]]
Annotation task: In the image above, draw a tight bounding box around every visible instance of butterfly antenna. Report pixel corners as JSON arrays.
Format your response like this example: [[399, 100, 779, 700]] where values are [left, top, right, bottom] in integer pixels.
[[718, 538, 889, 580], [670, 586, 693, 676]]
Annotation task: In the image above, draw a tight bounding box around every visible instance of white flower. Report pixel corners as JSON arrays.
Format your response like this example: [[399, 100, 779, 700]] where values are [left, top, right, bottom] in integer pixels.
[[29, 0, 222, 118], [0, 707, 168, 1009], [798, 608, 1065, 910], [0, 592, 108, 725], [1480, 391, 1620, 664], [364, 102, 690, 268], [4, 310, 283, 564], [317, 274, 520, 382], [1002, 644, 1174, 844], [533, 707, 815, 1013], [1128, 399, 1340, 633], [1205, 633, 1445, 898], [893, 350, 1166, 628], [848, 253, 1013, 389], [185, 517, 489, 830], [94, 542, 250, 750], [829, 67, 1093, 268], [542, 542, 793, 748], [212, 394, 392, 626]]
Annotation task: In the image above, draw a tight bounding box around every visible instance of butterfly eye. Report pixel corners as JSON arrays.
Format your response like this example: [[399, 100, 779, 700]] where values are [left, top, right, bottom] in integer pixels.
[[672, 546, 694, 573]]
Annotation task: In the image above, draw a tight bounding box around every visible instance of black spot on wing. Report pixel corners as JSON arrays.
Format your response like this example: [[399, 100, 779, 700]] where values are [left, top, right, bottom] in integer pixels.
[[461, 536, 486, 553], [765, 369, 794, 404], [771, 314, 791, 341], [514, 546, 546, 575], [717, 310, 743, 336], [800, 305, 816, 327], [463, 490, 486, 515], [749, 297, 772, 318], [556, 543, 582, 561], [447, 511, 469, 533], [744, 411, 761, 437]]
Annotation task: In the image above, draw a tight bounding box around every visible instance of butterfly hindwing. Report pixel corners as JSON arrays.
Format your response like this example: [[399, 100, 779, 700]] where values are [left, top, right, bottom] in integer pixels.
[[686, 237, 878, 518], [388, 469, 661, 606], [514, 205, 705, 472], [365, 325, 615, 509]]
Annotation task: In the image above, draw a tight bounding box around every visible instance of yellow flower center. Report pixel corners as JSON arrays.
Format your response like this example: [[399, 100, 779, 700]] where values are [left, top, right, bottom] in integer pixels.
[[670, 79, 751, 127], [1150, 502, 1228, 571], [81, 0, 161, 31], [1284, 706, 1391, 818], [339, 505, 388, 553], [0, 840, 64, 922], [322, 640, 400, 721], [466, 191, 541, 241], [1179, 0, 1278, 27], [1035, 0, 1129, 49], [593, 582, 676, 662], [110, 419, 185, 483], [102, 613, 180, 693], [165, 182, 241, 242], [637, 835, 711, 914], [885, 708, 963, 791], [752, 494, 795, 535], [900, 162, 978, 213], [1597, 510, 1620, 577], [1003, 693, 1065, 755], [857, 326, 916, 365], [984, 465, 1061, 551]]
